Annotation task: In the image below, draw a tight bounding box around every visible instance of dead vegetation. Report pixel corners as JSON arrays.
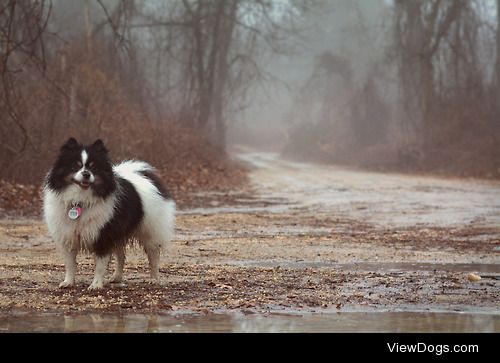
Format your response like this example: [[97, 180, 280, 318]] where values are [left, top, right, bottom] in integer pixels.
[[0, 4, 249, 217], [0, 0, 305, 188]]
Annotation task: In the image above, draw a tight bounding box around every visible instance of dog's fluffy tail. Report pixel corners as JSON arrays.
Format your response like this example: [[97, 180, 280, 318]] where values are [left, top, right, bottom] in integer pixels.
[[113, 160, 154, 175]]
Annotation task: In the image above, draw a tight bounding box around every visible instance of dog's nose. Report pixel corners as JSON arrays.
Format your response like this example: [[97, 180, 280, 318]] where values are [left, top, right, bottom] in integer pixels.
[[82, 170, 91, 180]]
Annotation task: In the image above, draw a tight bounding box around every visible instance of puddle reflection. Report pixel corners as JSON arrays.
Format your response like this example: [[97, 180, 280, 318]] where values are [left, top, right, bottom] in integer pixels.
[[0, 311, 498, 333]]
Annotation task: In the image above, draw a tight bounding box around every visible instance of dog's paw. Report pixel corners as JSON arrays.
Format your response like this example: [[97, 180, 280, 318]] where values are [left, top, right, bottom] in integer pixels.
[[59, 280, 75, 288], [87, 280, 104, 291], [150, 270, 160, 281]]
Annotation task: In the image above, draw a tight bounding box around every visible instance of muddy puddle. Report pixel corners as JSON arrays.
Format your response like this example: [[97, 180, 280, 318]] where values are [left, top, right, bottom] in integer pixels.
[[0, 311, 498, 332]]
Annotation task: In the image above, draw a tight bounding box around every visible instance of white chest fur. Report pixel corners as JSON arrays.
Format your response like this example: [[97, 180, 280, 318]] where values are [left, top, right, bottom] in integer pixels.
[[43, 185, 116, 250]]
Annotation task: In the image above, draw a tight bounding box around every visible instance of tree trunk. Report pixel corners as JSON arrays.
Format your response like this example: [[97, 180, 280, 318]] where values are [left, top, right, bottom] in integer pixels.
[[212, 0, 237, 151], [496, 0, 500, 121], [420, 56, 435, 148], [84, 0, 93, 57]]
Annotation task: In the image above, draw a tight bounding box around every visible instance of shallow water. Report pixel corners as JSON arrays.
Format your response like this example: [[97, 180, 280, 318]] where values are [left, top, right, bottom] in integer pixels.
[[0, 311, 498, 333]]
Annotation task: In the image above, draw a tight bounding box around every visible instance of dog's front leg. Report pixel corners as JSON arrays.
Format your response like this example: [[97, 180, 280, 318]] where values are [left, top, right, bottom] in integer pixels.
[[109, 246, 125, 283], [88, 254, 110, 290], [59, 247, 78, 288]]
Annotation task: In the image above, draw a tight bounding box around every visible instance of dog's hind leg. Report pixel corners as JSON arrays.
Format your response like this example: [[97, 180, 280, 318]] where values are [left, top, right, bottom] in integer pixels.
[[88, 254, 111, 290], [144, 242, 161, 281], [110, 246, 125, 283]]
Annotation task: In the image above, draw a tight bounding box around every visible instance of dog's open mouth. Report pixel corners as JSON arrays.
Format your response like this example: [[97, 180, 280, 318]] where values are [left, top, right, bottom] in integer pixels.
[[74, 180, 92, 189]]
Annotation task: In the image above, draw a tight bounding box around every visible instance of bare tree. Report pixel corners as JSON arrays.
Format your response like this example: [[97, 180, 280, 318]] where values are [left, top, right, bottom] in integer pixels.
[[0, 0, 52, 154], [496, 0, 500, 120], [115, 0, 308, 150], [392, 0, 466, 138]]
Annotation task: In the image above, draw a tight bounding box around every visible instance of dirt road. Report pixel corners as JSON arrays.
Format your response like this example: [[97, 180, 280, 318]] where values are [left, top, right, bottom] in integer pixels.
[[0, 149, 499, 315]]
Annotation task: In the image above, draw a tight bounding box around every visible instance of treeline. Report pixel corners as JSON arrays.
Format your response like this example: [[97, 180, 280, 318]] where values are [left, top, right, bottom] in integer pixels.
[[284, 0, 500, 179]]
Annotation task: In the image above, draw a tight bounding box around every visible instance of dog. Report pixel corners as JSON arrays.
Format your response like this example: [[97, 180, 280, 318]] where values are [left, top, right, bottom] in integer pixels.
[[43, 138, 175, 290]]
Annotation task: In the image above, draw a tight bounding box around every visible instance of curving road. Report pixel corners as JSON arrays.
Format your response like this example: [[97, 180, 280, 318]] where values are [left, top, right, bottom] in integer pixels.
[[236, 150, 500, 230]]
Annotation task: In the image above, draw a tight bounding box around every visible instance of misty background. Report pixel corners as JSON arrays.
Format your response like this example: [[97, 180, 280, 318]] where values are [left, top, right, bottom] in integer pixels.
[[1, 0, 500, 185]]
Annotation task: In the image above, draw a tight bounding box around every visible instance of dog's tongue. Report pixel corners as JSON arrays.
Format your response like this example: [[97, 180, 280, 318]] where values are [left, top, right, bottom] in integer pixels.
[[80, 181, 90, 189]]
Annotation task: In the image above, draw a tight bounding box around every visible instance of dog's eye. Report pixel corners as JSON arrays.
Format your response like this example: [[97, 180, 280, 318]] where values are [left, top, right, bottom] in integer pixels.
[[88, 161, 94, 167], [76, 161, 82, 168]]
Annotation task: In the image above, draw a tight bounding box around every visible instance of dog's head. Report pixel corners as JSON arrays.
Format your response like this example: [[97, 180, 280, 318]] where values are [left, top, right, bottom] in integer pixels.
[[46, 138, 115, 197]]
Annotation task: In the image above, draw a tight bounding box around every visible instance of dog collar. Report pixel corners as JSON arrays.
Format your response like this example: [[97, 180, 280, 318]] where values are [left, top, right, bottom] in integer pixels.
[[68, 202, 83, 220]]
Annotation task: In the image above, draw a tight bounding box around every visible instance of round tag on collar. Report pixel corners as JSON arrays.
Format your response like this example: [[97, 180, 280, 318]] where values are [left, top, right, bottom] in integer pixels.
[[68, 206, 82, 220]]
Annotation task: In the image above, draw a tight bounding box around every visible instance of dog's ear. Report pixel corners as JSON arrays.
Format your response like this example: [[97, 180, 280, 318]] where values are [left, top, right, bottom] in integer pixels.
[[61, 137, 79, 151], [91, 139, 108, 153]]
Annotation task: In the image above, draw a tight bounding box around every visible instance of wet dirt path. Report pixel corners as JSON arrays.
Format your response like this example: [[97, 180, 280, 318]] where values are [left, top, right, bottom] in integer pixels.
[[0, 149, 499, 331]]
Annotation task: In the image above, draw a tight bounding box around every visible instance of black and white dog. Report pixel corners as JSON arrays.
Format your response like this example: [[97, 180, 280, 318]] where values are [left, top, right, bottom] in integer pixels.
[[43, 138, 175, 290]]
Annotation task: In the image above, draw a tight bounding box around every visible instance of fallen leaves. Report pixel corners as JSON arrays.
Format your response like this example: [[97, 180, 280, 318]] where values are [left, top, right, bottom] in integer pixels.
[[0, 180, 42, 217]]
